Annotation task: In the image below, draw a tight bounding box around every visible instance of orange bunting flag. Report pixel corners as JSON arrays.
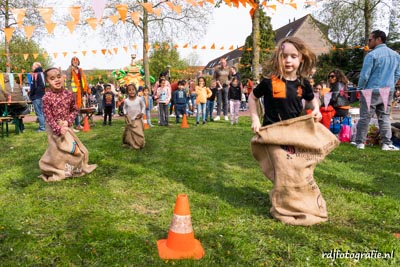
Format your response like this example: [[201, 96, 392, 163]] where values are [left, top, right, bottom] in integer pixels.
[[108, 15, 119, 25], [250, 7, 255, 18], [229, 45, 234, 50], [287, 1, 297, 10], [130, 12, 140, 26], [231, 0, 239, 8], [206, 0, 215, 4], [165, 2, 174, 10], [220, 46, 224, 50], [123, 46, 128, 53], [223, 0, 232, 7], [45, 22, 56, 34], [33, 53, 39, 59], [174, 44, 179, 49], [201, 45, 206, 49], [82, 51, 87, 56], [4, 28, 15, 43], [101, 49, 107, 55], [23, 54, 29, 60], [53, 52, 58, 58], [141, 3, 153, 13], [43, 52, 48, 59], [116, 4, 128, 22], [23, 25, 35, 40], [113, 48, 118, 54], [198, 1, 204, 7], [192, 45, 198, 49], [38, 8, 53, 24], [154, 44, 160, 49], [92, 50, 97, 54], [164, 44, 170, 50], [86, 18, 98, 30], [62, 52, 68, 58], [173, 5, 182, 14], [10, 8, 26, 27], [305, 1, 318, 7], [153, 8, 162, 17], [186, 0, 198, 6], [69, 6, 81, 22], [108, 49, 113, 55], [210, 43, 215, 49], [132, 44, 137, 50], [183, 43, 188, 48], [276, 0, 285, 4], [66, 21, 77, 34], [145, 43, 150, 52]]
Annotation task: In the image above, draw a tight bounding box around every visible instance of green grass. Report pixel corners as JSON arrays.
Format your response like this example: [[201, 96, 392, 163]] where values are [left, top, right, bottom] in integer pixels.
[[0, 116, 399, 266]]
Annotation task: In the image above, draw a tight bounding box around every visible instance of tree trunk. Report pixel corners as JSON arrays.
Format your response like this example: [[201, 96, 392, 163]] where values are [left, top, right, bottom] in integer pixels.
[[251, 1, 260, 82], [364, 0, 372, 47], [5, 0, 11, 73], [142, 1, 151, 90]]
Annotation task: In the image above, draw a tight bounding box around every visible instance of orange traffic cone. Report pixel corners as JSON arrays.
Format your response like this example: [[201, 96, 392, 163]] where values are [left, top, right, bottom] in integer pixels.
[[82, 116, 90, 132], [181, 114, 189, 128], [157, 194, 204, 260], [143, 114, 150, 129]]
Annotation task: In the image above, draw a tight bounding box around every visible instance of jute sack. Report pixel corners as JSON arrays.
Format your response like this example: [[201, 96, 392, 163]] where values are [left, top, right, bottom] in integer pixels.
[[39, 127, 97, 182], [122, 117, 145, 149], [251, 115, 339, 226]]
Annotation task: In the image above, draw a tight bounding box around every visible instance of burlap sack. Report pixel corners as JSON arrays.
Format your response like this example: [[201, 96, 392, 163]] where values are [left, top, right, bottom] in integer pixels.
[[39, 127, 97, 182], [122, 117, 145, 149], [251, 115, 339, 226]]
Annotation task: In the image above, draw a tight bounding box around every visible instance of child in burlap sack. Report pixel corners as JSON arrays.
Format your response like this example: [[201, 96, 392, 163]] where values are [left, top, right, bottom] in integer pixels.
[[248, 37, 339, 226], [40, 68, 97, 182], [122, 84, 145, 149]]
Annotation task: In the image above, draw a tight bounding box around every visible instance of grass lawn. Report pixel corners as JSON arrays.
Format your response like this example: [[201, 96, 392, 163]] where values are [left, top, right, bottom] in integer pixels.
[[0, 116, 399, 266]]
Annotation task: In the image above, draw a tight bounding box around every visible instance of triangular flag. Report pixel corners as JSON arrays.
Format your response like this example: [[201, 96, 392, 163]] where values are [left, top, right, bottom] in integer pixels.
[[113, 47, 118, 54], [92, 50, 97, 54], [164, 44, 170, 50], [228, 45, 234, 50], [123, 46, 128, 53], [165, 2, 174, 10], [33, 53, 39, 59], [153, 8, 162, 17], [206, 0, 215, 4], [0, 74, 4, 92], [101, 49, 107, 55], [220, 46, 224, 50], [223, 0, 232, 7], [23, 25, 35, 40], [86, 18, 98, 30], [198, 1, 204, 7], [91, 0, 107, 22], [43, 52, 48, 59], [9, 74, 15, 92], [108, 15, 119, 25], [173, 5, 182, 14], [186, 0, 198, 6], [69, 6, 81, 22], [287, 3, 297, 9], [82, 51, 87, 56], [130, 12, 140, 26], [154, 44, 160, 50], [62, 52, 68, 58], [53, 52, 58, 58], [23, 54, 29, 60], [238, 0, 247, 7], [141, 3, 153, 13], [38, 8, 53, 24], [361, 89, 373, 112], [66, 21, 77, 34], [116, 4, 128, 22], [323, 92, 332, 108], [276, 0, 285, 4], [4, 28, 15, 43], [210, 43, 215, 49], [183, 43, 188, 48], [10, 8, 26, 27], [108, 49, 113, 55], [201, 45, 206, 49], [174, 44, 179, 49], [45, 22, 56, 34], [231, 0, 239, 8], [305, 1, 318, 7], [133, 44, 137, 50], [192, 45, 198, 49], [379, 87, 391, 112]]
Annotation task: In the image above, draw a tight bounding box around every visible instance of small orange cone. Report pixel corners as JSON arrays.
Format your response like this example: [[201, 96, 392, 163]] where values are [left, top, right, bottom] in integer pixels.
[[82, 116, 90, 132], [181, 114, 189, 128], [157, 194, 204, 260], [143, 114, 150, 129]]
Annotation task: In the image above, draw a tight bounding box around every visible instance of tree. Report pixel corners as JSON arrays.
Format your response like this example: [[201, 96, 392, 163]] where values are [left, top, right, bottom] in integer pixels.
[[0, 0, 47, 72], [239, 8, 274, 82], [149, 41, 188, 81], [0, 36, 52, 73], [76, 0, 213, 89]]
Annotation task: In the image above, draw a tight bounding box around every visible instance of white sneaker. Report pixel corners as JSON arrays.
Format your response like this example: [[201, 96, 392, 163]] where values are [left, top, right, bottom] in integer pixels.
[[382, 144, 399, 151], [356, 143, 365, 150], [214, 116, 220, 121], [72, 129, 80, 133], [224, 116, 229, 121]]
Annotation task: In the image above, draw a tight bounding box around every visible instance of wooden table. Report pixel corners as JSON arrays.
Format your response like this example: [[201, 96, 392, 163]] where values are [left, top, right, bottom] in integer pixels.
[[79, 107, 96, 127], [0, 101, 31, 138]]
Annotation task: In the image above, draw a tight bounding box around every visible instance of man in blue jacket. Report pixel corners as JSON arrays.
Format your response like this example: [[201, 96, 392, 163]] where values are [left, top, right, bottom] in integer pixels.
[[355, 30, 400, 151], [29, 62, 46, 132]]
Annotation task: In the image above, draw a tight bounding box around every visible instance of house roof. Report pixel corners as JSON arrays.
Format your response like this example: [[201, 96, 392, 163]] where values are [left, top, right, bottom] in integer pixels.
[[203, 46, 244, 69]]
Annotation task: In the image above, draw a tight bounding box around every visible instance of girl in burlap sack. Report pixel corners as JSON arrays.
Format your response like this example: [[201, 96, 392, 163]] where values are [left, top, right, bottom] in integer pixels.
[[248, 37, 339, 226], [40, 68, 97, 182], [122, 84, 145, 149]]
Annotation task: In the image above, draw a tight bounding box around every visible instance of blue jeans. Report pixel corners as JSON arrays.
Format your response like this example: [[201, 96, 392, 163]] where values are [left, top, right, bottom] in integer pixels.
[[175, 104, 186, 123], [145, 109, 153, 126], [32, 98, 45, 130], [196, 103, 206, 123], [206, 100, 214, 121]]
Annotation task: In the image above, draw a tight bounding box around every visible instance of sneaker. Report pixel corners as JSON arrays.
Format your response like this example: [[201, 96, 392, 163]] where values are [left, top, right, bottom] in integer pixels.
[[382, 144, 399, 151], [214, 116, 220, 121], [196, 122, 199, 126], [202, 121, 206, 125], [76, 125, 84, 130], [224, 116, 229, 121], [72, 128, 80, 133], [36, 129, 45, 133], [356, 143, 365, 150]]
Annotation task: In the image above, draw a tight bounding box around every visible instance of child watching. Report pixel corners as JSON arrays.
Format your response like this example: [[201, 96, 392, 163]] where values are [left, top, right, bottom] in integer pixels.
[[102, 84, 115, 126], [195, 77, 212, 126], [228, 77, 242, 125], [206, 80, 218, 122], [142, 86, 153, 127], [173, 80, 188, 124]]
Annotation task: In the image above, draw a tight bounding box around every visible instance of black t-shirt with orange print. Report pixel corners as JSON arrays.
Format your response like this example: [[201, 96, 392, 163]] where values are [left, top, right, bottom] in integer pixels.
[[253, 76, 314, 126]]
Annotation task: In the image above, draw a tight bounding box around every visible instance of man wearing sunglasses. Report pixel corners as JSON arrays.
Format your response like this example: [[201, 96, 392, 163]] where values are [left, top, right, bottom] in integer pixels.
[[354, 30, 400, 151]]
